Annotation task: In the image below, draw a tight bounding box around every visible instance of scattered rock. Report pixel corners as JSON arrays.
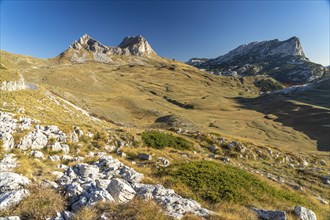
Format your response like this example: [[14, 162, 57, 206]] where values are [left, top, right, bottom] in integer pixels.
[[320, 176, 330, 185], [138, 153, 152, 161], [18, 130, 48, 150], [58, 164, 68, 170], [76, 164, 100, 178], [0, 154, 17, 172], [50, 142, 70, 154], [158, 157, 170, 167], [0, 172, 30, 210], [107, 178, 136, 203], [252, 207, 286, 220], [49, 155, 61, 162], [18, 125, 67, 150], [61, 155, 74, 161], [319, 160, 327, 166], [294, 206, 317, 220], [316, 197, 328, 205], [0, 217, 21, 220], [30, 150, 44, 159], [52, 171, 64, 179], [41, 180, 59, 189], [117, 151, 127, 158], [0, 133, 14, 151], [104, 145, 116, 152], [209, 153, 216, 159], [134, 183, 210, 219], [57, 156, 210, 219], [0, 75, 26, 91], [217, 156, 230, 163]]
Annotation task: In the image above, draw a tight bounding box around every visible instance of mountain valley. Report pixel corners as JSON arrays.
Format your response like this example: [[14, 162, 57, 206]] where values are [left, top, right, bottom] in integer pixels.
[[0, 34, 329, 220]]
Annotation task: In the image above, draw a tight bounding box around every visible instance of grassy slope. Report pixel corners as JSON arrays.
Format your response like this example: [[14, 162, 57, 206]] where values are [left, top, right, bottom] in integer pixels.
[[1, 50, 328, 153], [0, 51, 329, 219]]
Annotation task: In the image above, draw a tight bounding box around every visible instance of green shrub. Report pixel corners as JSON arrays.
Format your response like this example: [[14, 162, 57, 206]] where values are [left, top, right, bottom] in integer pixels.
[[254, 79, 284, 92], [158, 161, 309, 206], [141, 131, 192, 150]]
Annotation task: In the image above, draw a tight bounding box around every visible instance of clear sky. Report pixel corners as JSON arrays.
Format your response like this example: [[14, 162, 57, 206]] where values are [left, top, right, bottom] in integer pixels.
[[1, 0, 329, 65]]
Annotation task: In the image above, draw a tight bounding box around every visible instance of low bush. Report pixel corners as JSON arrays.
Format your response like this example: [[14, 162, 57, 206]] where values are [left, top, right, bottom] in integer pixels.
[[158, 160, 309, 206], [254, 79, 284, 92], [142, 131, 192, 150]]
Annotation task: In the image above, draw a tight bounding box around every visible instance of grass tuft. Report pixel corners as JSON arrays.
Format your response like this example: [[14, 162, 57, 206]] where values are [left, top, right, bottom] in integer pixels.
[[3, 185, 66, 220]]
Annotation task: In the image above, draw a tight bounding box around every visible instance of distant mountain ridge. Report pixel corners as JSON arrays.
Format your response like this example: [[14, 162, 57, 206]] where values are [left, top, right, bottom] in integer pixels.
[[187, 37, 328, 83], [59, 34, 156, 63]]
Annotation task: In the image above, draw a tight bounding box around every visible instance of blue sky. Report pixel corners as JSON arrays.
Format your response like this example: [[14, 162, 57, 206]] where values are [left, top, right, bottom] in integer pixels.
[[1, 0, 329, 65]]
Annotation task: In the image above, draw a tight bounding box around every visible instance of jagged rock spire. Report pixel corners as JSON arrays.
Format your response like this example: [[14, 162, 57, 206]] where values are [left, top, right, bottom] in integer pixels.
[[118, 35, 156, 56], [68, 34, 156, 56]]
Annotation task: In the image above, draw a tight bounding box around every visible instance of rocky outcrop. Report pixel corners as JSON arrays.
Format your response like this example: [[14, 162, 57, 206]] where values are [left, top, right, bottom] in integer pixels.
[[57, 156, 211, 219], [0, 111, 40, 151], [18, 125, 66, 150], [0, 76, 26, 91], [134, 183, 210, 219], [0, 172, 30, 210], [66, 34, 156, 63], [0, 112, 17, 151], [0, 217, 20, 220], [294, 206, 317, 220], [0, 154, 17, 172], [187, 36, 327, 83], [118, 35, 155, 56]]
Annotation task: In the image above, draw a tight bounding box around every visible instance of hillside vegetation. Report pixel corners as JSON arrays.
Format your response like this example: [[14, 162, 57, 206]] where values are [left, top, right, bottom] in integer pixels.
[[1, 50, 328, 152], [0, 48, 329, 220]]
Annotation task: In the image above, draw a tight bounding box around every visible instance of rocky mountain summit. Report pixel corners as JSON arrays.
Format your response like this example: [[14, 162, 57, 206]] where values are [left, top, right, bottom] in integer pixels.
[[188, 37, 327, 83], [63, 34, 156, 63]]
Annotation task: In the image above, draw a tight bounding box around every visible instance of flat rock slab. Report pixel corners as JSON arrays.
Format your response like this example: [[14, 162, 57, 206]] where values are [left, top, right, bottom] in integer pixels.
[[0, 172, 30, 192], [252, 207, 286, 220], [0, 189, 30, 210]]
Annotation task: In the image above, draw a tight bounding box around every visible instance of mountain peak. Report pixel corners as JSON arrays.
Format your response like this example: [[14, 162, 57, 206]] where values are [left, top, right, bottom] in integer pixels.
[[187, 36, 325, 83], [271, 36, 305, 57], [118, 35, 156, 56], [69, 34, 106, 52], [64, 34, 156, 62]]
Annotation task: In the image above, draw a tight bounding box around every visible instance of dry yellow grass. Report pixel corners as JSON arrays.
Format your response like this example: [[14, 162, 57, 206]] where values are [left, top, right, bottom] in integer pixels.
[[1, 185, 66, 220], [4, 54, 321, 152], [74, 199, 172, 220]]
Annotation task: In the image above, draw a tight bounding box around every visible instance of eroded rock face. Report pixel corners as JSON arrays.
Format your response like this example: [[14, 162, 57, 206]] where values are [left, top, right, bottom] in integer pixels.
[[187, 36, 327, 84], [118, 35, 155, 56], [66, 34, 156, 64], [0, 76, 26, 92], [0, 172, 30, 210], [57, 156, 211, 219]]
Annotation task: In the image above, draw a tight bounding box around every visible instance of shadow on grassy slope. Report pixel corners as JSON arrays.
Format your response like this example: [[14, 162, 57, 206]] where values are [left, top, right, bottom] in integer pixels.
[[233, 94, 330, 151]]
